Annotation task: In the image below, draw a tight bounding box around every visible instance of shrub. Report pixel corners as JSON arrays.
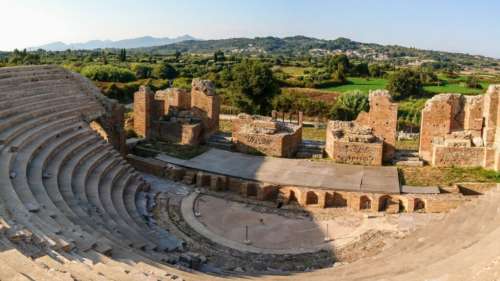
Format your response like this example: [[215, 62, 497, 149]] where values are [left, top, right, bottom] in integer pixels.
[[81, 65, 136, 82], [131, 63, 153, 79], [329, 90, 369, 121]]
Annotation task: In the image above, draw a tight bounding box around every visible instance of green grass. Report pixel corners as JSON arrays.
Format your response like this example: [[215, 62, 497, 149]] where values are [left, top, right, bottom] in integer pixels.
[[277, 66, 308, 77], [302, 125, 326, 142], [399, 166, 500, 187], [323, 77, 388, 93], [423, 83, 488, 95]]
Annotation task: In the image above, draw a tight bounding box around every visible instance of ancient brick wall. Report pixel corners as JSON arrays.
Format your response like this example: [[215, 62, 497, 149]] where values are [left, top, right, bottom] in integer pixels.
[[190, 79, 220, 138], [232, 114, 302, 157], [330, 140, 383, 166], [431, 146, 485, 167], [325, 120, 383, 166], [155, 88, 191, 116], [355, 90, 398, 161], [419, 94, 462, 161], [133, 86, 156, 138], [419, 85, 500, 171], [153, 121, 203, 145]]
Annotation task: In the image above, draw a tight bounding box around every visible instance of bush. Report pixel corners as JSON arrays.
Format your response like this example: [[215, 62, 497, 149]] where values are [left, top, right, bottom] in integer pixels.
[[131, 63, 153, 79], [329, 90, 369, 121], [81, 65, 136, 82], [153, 63, 178, 79]]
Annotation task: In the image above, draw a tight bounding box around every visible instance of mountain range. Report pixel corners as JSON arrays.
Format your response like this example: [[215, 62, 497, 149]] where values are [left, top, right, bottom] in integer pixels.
[[30, 35, 196, 51]]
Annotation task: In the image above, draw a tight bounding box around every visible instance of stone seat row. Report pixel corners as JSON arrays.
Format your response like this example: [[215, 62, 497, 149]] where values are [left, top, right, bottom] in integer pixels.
[[0, 66, 189, 280]]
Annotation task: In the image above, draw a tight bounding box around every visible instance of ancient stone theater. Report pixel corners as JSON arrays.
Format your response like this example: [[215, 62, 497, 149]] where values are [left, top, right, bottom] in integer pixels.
[[2, 64, 500, 281]]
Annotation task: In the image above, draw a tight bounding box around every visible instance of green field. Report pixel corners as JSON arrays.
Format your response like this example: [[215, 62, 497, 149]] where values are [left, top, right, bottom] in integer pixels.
[[323, 77, 488, 95], [324, 77, 387, 93], [423, 83, 488, 95]]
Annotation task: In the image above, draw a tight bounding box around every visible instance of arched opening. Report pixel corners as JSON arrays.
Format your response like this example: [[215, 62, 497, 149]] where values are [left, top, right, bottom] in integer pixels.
[[325, 192, 334, 207], [261, 186, 278, 201], [332, 192, 347, 207], [378, 195, 392, 212], [398, 199, 406, 212], [306, 191, 319, 205], [414, 198, 425, 212], [288, 190, 298, 204], [246, 184, 258, 197], [360, 196, 371, 210]]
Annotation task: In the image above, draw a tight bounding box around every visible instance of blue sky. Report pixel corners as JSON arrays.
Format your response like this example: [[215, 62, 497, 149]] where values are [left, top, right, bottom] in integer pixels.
[[1, 0, 499, 58]]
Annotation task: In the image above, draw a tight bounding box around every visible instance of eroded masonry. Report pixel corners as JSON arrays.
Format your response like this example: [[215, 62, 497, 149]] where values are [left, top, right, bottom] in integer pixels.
[[134, 79, 220, 145], [325, 90, 398, 165], [420, 85, 500, 170], [232, 113, 302, 157]]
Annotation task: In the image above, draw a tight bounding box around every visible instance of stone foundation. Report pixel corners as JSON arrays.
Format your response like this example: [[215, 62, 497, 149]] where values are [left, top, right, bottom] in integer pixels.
[[232, 114, 302, 157], [419, 85, 500, 171], [127, 155, 468, 214], [325, 90, 397, 165], [133, 79, 220, 145]]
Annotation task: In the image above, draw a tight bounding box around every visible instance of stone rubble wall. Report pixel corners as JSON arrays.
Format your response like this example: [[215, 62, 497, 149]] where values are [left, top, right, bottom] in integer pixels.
[[133, 79, 220, 144], [232, 114, 302, 157], [419, 85, 500, 171], [355, 90, 398, 161], [325, 90, 397, 165]]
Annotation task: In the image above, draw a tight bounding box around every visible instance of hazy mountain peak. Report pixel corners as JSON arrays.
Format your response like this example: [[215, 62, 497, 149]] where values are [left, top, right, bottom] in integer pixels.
[[31, 35, 198, 51]]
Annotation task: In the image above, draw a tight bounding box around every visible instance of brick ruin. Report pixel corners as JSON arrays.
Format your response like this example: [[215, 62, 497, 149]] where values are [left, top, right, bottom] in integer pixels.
[[128, 154, 470, 214], [419, 85, 500, 170], [231, 114, 302, 157], [133, 79, 220, 145], [325, 90, 398, 165]]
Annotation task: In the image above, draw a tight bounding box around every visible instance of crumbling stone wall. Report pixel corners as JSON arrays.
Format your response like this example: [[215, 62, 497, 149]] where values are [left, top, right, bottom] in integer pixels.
[[232, 114, 302, 157], [133, 79, 220, 145], [355, 90, 398, 161], [190, 79, 220, 138], [133, 86, 157, 138], [419, 85, 500, 171], [325, 121, 383, 166]]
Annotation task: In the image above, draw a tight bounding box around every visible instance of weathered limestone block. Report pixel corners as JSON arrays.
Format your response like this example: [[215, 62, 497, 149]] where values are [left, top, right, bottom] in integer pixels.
[[325, 121, 383, 166], [232, 114, 302, 157], [355, 90, 398, 161], [191, 79, 220, 137]]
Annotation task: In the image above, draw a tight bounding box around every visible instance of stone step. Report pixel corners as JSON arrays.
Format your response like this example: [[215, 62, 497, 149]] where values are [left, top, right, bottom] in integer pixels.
[[393, 160, 424, 167]]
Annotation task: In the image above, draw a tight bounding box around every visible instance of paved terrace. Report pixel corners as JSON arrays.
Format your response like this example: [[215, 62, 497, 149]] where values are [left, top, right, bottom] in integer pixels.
[[156, 148, 400, 194]]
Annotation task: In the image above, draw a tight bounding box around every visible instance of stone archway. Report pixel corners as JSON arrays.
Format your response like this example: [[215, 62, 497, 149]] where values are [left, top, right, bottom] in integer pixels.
[[360, 195, 372, 210], [246, 183, 258, 197], [305, 191, 319, 205], [378, 195, 392, 212], [326, 192, 348, 208], [288, 190, 298, 204]]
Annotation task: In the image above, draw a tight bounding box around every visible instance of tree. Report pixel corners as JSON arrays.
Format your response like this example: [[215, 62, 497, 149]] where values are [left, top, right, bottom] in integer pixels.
[[229, 60, 280, 115], [131, 63, 153, 79], [329, 90, 369, 121], [153, 63, 178, 80], [368, 64, 386, 78], [353, 63, 369, 77], [386, 69, 424, 100], [214, 50, 225, 62], [465, 75, 483, 89], [119, 49, 127, 62], [327, 54, 350, 73]]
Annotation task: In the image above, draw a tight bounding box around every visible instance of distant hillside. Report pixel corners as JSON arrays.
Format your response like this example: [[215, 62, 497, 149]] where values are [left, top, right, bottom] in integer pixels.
[[31, 35, 196, 51], [140, 36, 499, 68]]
